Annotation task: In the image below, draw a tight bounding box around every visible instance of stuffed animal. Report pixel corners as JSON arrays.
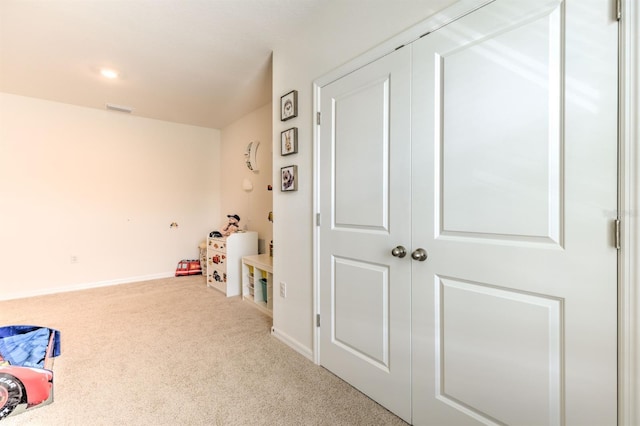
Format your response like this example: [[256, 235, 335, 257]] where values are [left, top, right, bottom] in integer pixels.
[[219, 214, 240, 236], [209, 214, 241, 238]]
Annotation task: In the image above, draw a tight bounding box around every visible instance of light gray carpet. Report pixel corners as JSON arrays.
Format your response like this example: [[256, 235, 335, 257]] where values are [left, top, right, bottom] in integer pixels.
[[0, 276, 407, 425]]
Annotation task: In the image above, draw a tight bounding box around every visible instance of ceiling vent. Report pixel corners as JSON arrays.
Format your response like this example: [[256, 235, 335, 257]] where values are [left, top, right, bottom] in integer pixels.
[[105, 103, 133, 113]]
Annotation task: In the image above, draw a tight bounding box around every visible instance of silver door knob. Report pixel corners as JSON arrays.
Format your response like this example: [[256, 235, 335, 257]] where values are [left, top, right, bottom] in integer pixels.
[[391, 246, 407, 258], [411, 248, 428, 261]]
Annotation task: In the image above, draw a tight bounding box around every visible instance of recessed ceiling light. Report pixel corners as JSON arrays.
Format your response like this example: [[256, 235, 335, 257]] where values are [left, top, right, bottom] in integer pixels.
[[100, 68, 119, 79]]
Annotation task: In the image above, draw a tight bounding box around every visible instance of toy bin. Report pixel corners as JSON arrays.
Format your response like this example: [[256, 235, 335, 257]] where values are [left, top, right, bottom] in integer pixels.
[[260, 278, 268, 303]]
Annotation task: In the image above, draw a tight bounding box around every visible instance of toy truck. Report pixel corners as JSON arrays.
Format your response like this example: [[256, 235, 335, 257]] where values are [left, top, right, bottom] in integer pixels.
[[175, 259, 202, 276]]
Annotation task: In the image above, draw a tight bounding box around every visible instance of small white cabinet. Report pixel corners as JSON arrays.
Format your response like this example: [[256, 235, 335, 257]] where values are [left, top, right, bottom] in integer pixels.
[[206, 231, 257, 297], [241, 254, 273, 317]]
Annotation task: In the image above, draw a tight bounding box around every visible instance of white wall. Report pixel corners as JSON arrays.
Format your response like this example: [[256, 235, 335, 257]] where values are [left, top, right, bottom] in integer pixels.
[[270, 0, 458, 357], [0, 93, 221, 300], [220, 103, 273, 251]]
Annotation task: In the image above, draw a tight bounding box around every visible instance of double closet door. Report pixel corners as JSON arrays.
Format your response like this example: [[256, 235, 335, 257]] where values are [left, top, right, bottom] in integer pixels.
[[318, 1, 618, 425]]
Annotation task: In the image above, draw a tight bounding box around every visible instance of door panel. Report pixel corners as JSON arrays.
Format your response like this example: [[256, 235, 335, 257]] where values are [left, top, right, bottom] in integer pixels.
[[412, 1, 617, 425], [438, 7, 562, 242], [334, 257, 389, 368], [436, 276, 562, 426], [319, 46, 412, 422], [334, 77, 390, 230]]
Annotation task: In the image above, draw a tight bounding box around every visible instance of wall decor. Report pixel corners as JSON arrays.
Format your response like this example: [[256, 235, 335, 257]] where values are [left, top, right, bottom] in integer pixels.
[[245, 141, 260, 171], [281, 127, 298, 156], [281, 165, 298, 192], [280, 90, 298, 121]]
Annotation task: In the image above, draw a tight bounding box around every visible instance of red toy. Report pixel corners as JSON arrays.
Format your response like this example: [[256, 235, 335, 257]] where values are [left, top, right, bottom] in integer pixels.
[[0, 325, 61, 420], [0, 366, 53, 419], [175, 259, 202, 276]]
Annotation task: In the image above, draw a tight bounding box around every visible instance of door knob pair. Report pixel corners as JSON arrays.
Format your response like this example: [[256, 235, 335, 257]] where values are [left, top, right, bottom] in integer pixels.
[[391, 246, 428, 261]]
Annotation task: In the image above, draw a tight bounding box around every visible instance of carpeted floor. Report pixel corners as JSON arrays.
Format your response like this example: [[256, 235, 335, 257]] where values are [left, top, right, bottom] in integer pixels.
[[0, 276, 407, 425]]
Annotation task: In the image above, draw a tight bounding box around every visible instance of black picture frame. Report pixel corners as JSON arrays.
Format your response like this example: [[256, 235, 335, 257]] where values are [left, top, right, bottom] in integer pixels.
[[280, 90, 298, 121], [281, 165, 298, 192], [281, 127, 298, 156]]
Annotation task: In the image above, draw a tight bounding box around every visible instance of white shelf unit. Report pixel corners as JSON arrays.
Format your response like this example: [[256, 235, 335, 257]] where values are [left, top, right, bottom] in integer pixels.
[[206, 231, 257, 297], [241, 254, 273, 317]]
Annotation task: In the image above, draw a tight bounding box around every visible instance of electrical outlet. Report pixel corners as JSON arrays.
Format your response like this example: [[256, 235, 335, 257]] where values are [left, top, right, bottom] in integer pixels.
[[280, 282, 287, 298], [70, 255, 78, 264]]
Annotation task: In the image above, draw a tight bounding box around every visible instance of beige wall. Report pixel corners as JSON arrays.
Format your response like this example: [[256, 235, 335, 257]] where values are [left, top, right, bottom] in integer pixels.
[[0, 93, 221, 300], [220, 103, 273, 252]]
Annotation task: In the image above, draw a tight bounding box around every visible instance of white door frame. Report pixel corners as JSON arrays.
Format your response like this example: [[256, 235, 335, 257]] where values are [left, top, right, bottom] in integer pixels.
[[312, 1, 639, 423], [619, 1, 639, 424]]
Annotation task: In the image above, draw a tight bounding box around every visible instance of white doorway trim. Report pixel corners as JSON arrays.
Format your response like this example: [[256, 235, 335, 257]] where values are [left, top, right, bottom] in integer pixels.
[[620, 1, 639, 424]]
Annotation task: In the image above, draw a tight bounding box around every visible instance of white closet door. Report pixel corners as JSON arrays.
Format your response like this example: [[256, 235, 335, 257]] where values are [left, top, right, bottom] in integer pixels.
[[318, 46, 412, 422], [411, 1, 618, 425]]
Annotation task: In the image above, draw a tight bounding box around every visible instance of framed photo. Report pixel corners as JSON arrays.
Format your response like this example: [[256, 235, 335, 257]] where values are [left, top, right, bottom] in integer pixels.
[[281, 127, 298, 156], [280, 90, 298, 121], [281, 165, 298, 192]]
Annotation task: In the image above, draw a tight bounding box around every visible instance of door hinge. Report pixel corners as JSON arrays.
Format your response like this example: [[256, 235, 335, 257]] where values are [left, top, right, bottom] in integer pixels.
[[316, 314, 321, 327], [617, 0, 622, 21], [316, 213, 321, 226], [615, 219, 621, 250], [317, 112, 321, 125]]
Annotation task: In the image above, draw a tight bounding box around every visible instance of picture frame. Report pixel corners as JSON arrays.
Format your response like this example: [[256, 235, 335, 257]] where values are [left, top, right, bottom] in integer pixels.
[[280, 165, 298, 192], [280, 90, 298, 121], [280, 127, 298, 156]]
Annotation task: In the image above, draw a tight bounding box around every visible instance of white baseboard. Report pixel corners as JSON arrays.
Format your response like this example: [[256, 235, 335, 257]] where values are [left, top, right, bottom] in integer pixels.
[[0, 272, 176, 301], [271, 326, 313, 361]]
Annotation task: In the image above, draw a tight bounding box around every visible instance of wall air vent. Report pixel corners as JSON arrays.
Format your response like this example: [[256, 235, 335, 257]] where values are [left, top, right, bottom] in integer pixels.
[[105, 103, 133, 113]]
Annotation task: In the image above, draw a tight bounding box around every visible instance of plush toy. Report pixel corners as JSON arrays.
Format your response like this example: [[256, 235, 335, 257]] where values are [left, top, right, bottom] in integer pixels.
[[209, 214, 241, 238], [219, 214, 240, 236]]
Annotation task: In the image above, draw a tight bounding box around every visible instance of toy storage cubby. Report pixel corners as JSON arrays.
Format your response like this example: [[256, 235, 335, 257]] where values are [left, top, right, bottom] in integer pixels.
[[241, 254, 273, 317]]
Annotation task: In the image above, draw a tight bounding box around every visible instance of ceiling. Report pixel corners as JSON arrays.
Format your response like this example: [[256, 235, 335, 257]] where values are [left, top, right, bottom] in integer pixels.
[[0, 0, 328, 129]]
